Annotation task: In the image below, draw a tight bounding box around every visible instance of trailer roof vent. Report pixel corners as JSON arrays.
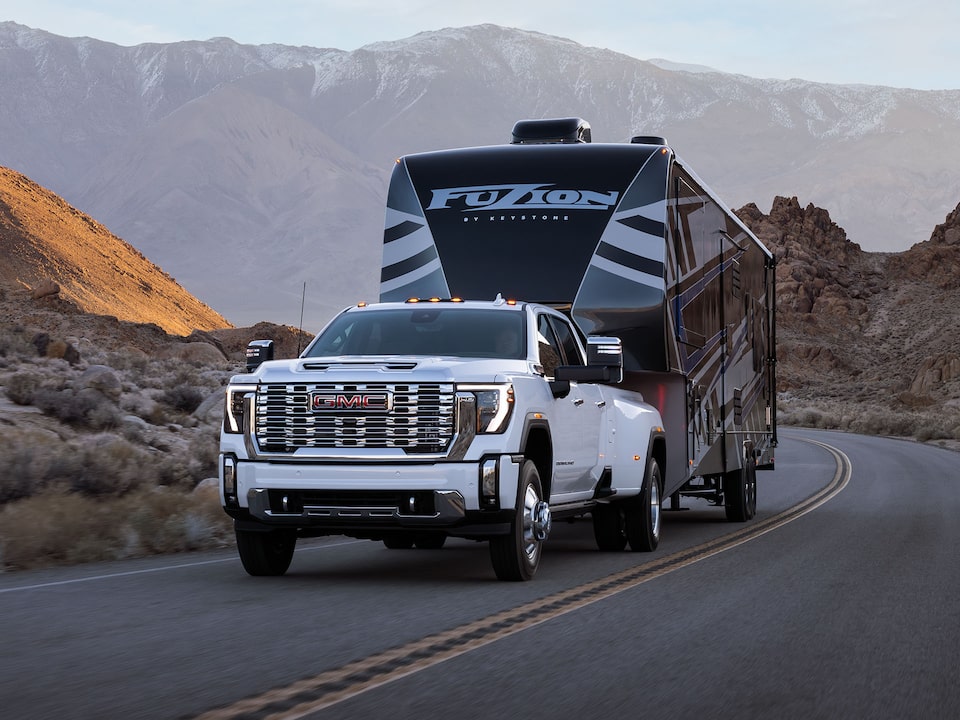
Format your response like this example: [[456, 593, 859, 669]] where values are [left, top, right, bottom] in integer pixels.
[[511, 117, 592, 144], [630, 135, 668, 145]]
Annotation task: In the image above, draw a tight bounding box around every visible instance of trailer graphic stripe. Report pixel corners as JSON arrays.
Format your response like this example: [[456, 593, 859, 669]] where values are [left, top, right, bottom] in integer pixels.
[[191, 437, 849, 720], [381, 245, 440, 283], [384, 219, 424, 244], [616, 213, 665, 238], [595, 241, 665, 279]]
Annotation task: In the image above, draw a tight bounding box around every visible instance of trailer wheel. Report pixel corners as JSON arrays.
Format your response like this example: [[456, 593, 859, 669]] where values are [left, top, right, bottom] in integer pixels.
[[626, 457, 662, 552], [235, 527, 296, 576], [490, 460, 549, 581], [724, 460, 757, 522], [592, 504, 628, 551]]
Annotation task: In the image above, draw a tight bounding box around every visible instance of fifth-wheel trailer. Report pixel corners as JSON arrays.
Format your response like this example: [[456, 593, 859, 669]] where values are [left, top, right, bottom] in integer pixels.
[[381, 117, 777, 505]]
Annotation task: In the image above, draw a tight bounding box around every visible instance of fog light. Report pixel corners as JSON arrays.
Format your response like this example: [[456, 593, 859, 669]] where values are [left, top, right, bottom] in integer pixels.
[[222, 455, 237, 505], [480, 458, 499, 508]]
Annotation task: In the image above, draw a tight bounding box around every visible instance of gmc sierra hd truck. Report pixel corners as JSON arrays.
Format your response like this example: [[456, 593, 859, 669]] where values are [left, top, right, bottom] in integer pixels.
[[219, 118, 777, 581]]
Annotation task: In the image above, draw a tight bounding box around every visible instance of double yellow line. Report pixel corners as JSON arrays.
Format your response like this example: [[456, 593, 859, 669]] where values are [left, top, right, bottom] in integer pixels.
[[194, 437, 850, 720]]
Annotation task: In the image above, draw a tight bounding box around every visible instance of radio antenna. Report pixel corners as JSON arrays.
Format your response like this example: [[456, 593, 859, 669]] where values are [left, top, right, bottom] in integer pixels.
[[296, 281, 306, 356]]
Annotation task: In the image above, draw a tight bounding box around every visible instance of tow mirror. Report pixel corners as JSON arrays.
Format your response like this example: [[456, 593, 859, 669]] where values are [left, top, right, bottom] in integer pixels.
[[554, 336, 623, 384], [245, 339, 274, 372]]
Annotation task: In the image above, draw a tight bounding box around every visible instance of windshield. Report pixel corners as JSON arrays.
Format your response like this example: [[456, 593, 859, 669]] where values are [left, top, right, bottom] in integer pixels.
[[305, 307, 526, 360]]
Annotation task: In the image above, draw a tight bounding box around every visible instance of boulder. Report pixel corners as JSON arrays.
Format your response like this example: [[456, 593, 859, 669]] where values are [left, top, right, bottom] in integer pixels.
[[80, 364, 122, 400], [30, 278, 60, 299], [168, 342, 227, 364]]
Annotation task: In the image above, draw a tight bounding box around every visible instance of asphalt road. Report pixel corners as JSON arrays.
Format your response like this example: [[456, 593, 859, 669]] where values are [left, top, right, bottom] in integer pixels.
[[1, 428, 958, 719]]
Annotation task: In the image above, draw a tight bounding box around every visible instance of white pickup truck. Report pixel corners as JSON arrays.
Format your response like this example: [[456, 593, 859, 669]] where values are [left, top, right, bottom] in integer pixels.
[[220, 295, 666, 581]]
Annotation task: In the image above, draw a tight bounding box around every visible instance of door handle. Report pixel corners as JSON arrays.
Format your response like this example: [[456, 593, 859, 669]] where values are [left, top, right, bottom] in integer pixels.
[[573, 398, 584, 406]]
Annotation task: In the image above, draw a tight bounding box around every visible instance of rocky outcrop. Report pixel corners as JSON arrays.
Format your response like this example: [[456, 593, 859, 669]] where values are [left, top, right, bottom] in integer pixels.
[[910, 354, 960, 396], [738, 197, 885, 324], [885, 201, 960, 290]]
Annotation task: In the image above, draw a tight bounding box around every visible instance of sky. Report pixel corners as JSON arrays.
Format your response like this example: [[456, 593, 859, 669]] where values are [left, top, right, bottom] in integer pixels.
[[2, 0, 958, 91]]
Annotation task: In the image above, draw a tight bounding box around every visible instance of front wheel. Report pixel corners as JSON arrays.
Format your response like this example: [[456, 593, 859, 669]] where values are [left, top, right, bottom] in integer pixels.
[[625, 457, 662, 552], [235, 527, 297, 576], [490, 460, 550, 581]]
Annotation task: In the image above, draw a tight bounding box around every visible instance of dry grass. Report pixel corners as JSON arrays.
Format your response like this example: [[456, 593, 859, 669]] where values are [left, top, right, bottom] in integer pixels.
[[0, 487, 233, 570]]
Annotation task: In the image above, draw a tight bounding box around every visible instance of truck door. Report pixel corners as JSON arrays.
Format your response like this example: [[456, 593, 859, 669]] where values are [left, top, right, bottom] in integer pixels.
[[537, 313, 604, 500]]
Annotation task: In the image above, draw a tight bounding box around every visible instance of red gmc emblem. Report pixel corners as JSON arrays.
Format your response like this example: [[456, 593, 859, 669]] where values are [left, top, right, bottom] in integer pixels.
[[311, 392, 392, 412]]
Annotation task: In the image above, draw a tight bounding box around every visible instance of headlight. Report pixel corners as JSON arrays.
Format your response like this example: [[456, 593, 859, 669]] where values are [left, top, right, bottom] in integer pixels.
[[460, 384, 514, 433], [224, 384, 257, 434]]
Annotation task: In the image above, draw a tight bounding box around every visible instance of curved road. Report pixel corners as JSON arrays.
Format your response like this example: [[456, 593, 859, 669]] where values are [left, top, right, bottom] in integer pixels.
[[1, 429, 958, 719]]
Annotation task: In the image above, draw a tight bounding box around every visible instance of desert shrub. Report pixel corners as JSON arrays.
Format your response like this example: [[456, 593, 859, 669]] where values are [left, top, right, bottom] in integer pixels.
[[781, 406, 839, 429], [158, 384, 204, 413], [188, 430, 221, 480], [69, 435, 152, 497], [0, 430, 79, 503], [0, 492, 122, 568], [123, 488, 232, 554], [914, 422, 952, 443], [32, 386, 121, 430], [0, 325, 36, 360], [3, 370, 45, 405], [103, 350, 149, 373], [0, 447, 35, 503]]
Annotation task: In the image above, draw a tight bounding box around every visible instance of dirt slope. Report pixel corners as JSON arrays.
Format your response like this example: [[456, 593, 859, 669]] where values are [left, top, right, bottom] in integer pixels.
[[0, 166, 230, 335]]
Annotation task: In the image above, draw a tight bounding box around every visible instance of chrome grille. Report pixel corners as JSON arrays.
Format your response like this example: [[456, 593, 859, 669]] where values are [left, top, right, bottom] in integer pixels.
[[254, 383, 455, 454]]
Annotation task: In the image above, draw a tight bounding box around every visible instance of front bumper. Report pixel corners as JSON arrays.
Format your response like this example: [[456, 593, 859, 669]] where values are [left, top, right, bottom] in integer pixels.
[[220, 455, 521, 537]]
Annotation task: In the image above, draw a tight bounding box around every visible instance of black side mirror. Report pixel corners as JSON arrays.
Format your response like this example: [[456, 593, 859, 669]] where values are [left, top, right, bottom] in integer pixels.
[[554, 336, 624, 385], [245, 340, 274, 372]]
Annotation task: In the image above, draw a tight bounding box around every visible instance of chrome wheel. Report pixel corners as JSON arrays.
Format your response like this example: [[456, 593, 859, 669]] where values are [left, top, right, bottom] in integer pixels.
[[490, 460, 547, 581]]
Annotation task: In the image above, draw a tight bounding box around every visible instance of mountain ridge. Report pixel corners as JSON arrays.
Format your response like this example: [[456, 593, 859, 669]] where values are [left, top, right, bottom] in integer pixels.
[[3, 21, 960, 327]]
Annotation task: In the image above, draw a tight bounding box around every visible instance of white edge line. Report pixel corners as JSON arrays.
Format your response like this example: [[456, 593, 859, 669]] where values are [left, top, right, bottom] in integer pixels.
[[0, 539, 364, 594]]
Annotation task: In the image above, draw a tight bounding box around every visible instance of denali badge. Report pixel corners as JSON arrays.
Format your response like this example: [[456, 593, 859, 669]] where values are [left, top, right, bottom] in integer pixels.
[[311, 392, 392, 412]]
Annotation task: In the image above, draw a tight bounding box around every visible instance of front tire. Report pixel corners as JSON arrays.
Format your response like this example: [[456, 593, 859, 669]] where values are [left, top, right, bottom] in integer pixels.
[[235, 527, 296, 576], [490, 460, 550, 581], [626, 457, 662, 552]]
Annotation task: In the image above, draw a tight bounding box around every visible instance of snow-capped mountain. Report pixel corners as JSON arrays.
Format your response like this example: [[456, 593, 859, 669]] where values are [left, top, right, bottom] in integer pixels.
[[2, 21, 959, 327]]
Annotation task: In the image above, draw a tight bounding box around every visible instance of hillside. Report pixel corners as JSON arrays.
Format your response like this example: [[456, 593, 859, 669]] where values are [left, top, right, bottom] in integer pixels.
[[0, 166, 230, 336]]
